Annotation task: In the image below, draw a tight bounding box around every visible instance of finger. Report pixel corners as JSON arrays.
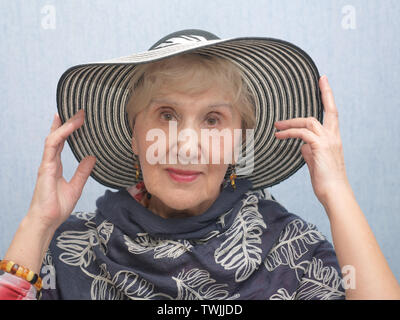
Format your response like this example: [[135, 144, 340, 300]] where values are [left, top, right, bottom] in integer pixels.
[[42, 109, 85, 164], [50, 114, 69, 161], [50, 114, 64, 155], [319, 75, 339, 132], [50, 113, 61, 133], [55, 139, 66, 162], [274, 117, 324, 136], [69, 156, 97, 197], [274, 127, 319, 146]]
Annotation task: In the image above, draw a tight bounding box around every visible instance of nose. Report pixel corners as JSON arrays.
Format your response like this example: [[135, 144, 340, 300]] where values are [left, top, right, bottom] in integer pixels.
[[176, 126, 202, 165], [164, 120, 202, 165]]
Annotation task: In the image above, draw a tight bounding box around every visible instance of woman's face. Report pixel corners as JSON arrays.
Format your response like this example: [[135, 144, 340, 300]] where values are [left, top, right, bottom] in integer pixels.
[[131, 84, 242, 218]]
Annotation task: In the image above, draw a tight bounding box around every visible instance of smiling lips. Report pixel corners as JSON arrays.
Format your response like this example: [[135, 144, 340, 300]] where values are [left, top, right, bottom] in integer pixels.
[[166, 168, 201, 183]]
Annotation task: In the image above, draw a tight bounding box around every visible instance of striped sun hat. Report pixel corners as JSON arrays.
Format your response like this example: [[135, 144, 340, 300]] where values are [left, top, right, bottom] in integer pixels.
[[56, 29, 323, 191]]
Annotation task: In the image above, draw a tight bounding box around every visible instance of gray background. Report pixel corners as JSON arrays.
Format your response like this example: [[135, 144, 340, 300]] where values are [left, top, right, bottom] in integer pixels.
[[1, 0, 399, 283]]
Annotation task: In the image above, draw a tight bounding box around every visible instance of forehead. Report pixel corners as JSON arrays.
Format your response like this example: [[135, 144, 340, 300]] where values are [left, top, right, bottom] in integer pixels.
[[149, 87, 234, 113], [155, 81, 233, 101]]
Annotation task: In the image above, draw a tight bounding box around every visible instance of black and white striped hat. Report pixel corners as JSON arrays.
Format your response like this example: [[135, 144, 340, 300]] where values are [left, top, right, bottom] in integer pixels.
[[56, 29, 323, 191]]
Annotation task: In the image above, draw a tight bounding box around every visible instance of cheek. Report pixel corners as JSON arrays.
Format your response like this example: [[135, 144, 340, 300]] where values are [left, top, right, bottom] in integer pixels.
[[139, 157, 165, 196], [135, 125, 169, 162], [206, 163, 229, 185], [211, 131, 238, 165], [136, 131, 168, 189]]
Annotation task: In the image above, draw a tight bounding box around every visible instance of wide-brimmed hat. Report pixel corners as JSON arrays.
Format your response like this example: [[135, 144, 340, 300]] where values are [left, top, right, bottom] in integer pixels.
[[56, 29, 323, 191]]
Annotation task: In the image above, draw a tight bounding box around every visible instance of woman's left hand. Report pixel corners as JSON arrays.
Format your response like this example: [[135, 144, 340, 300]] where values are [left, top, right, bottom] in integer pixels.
[[274, 75, 350, 206]]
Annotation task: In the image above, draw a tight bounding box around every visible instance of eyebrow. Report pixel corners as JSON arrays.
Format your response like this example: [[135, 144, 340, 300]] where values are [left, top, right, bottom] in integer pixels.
[[149, 98, 233, 111]]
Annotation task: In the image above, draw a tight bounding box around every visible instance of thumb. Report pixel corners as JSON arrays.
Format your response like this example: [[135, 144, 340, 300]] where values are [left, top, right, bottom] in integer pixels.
[[69, 156, 97, 195]]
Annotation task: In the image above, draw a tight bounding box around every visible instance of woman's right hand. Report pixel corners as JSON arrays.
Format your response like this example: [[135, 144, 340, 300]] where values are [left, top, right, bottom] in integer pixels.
[[3, 109, 96, 275], [26, 109, 96, 230]]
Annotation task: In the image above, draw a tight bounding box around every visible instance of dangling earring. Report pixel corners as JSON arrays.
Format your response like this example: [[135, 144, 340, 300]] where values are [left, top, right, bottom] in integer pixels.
[[134, 159, 140, 180], [134, 158, 152, 206], [229, 164, 237, 190], [134, 158, 144, 190]]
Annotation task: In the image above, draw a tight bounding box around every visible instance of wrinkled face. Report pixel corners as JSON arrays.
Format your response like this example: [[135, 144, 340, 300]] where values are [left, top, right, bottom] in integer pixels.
[[131, 84, 242, 217]]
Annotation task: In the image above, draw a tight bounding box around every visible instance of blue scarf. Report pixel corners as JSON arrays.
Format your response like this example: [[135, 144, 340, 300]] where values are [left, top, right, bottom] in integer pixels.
[[40, 178, 345, 300]]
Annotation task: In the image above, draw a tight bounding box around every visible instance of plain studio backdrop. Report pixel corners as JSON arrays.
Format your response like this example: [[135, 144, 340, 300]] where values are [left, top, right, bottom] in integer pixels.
[[0, 0, 399, 284]]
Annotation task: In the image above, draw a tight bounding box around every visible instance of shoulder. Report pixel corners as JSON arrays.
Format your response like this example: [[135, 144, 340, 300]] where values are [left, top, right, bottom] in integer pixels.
[[252, 189, 337, 262], [246, 188, 328, 243], [244, 188, 310, 234], [41, 211, 99, 268], [45, 210, 112, 270], [248, 190, 346, 300], [51, 211, 114, 250], [241, 188, 334, 265], [39, 211, 113, 299], [50, 211, 116, 244]]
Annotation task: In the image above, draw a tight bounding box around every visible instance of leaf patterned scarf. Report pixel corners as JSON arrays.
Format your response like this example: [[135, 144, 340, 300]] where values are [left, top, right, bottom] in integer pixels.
[[39, 178, 346, 300]]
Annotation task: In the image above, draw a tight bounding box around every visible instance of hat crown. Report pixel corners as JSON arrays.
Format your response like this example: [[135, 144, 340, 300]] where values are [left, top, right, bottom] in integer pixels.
[[149, 29, 220, 51]]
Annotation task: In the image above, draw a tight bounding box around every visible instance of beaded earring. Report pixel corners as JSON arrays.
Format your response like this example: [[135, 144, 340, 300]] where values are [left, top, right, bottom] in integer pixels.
[[134, 158, 140, 180], [134, 158, 152, 204], [229, 164, 237, 190]]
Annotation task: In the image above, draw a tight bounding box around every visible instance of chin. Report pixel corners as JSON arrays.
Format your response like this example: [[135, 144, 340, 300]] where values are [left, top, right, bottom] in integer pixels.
[[158, 191, 202, 211]]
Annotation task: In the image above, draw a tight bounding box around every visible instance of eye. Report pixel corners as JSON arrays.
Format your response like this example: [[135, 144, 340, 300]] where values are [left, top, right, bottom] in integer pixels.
[[205, 114, 220, 126], [160, 110, 176, 121]]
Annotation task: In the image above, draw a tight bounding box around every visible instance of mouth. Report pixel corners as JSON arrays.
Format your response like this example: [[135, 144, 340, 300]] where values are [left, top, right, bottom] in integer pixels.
[[166, 168, 202, 183]]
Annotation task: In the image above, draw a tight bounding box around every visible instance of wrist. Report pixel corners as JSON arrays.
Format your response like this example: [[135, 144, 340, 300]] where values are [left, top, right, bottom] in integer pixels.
[[19, 214, 58, 253], [24, 207, 61, 235], [320, 181, 355, 215], [3, 215, 57, 274]]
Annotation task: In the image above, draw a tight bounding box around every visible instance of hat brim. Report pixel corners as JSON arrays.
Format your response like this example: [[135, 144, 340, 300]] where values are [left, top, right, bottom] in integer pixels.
[[56, 37, 323, 191]]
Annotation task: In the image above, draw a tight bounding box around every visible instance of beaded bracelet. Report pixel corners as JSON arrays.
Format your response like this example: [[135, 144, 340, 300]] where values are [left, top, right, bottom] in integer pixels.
[[0, 259, 42, 292]]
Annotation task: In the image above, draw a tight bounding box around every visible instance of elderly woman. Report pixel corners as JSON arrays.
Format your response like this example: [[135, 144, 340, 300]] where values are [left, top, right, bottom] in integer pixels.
[[1, 29, 399, 300]]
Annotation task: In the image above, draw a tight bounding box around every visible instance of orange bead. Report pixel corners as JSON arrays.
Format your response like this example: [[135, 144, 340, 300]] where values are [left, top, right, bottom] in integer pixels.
[[15, 266, 24, 277], [10, 263, 19, 274], [0, 260, 7, 270], [5, 261, 14, 273], [34, 278, 43, 291], [26, 270, 35, 282], [22, 267, 30, 279]]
